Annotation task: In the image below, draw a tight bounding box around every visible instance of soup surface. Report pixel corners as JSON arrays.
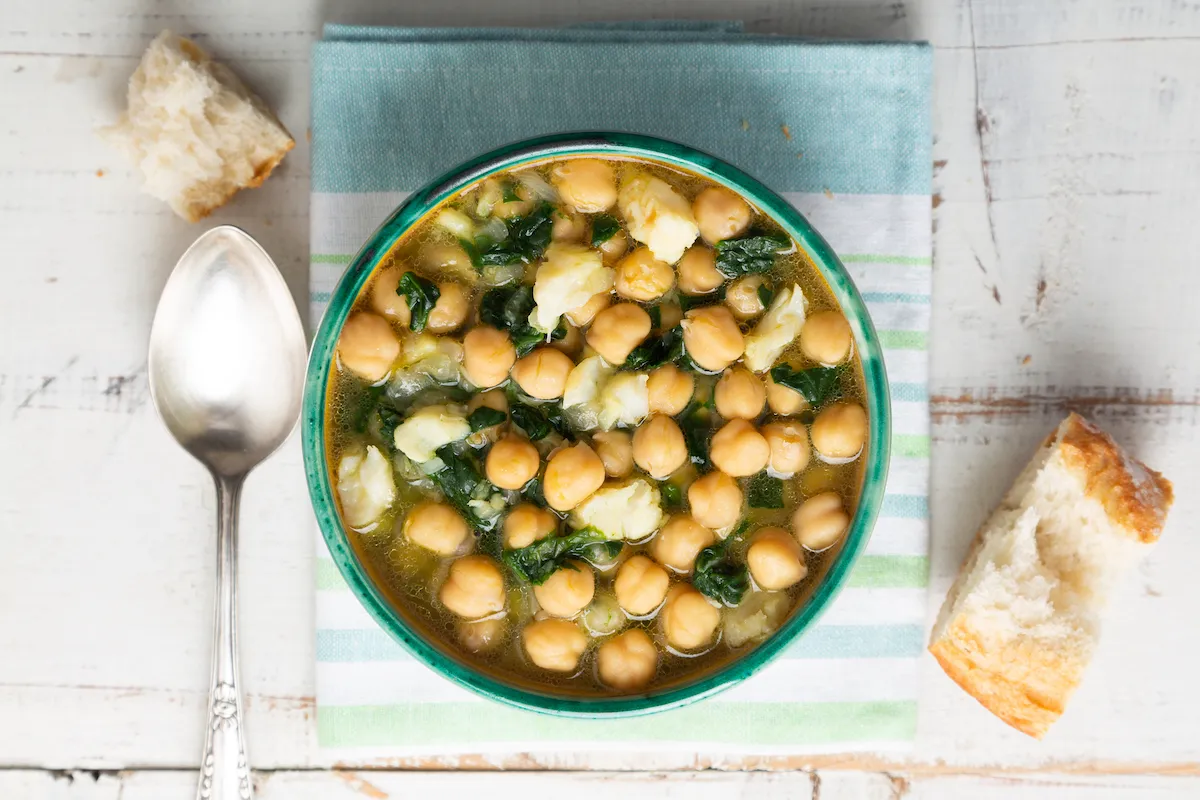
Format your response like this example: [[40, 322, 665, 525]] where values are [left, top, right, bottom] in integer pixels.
[[325, 155, 868, 697]]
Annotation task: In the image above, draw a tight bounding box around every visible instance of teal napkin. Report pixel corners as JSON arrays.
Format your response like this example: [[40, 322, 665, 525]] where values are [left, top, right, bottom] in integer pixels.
[[311, 22, 932, 756]]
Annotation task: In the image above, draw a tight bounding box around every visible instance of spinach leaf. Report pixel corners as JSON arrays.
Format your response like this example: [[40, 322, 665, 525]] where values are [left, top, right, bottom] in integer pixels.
[[521, 474, 546, 506], [396, 271, 440, 333], [769, 365, 842, 407], [376, 405, 403, 446], [757, 282, 775, 309], [677, 285, 726, 313], [501, 180, 522, 202], [479, 284, 566, 357], [461, 203, 555, 267], [692, 521, 752, 606], [677, 397, 715, 469], [509, 401, 569, 440], [747, 473, 784, 509], [467, 406, 507, 431], [429, 446, 500, 531], [590, 214, 621, 247], [503, 526, 614, 585], [623, 325, 683, 371], [348, 383, 387, 434], [714, 234, 790, 278], [658, 481, 683, 509], [646, 305, 662, 330]]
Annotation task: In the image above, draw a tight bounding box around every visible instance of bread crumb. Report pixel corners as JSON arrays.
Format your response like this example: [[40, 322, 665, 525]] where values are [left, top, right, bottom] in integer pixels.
[[781, 124, 792, 140], [95, 169, 105, 178]]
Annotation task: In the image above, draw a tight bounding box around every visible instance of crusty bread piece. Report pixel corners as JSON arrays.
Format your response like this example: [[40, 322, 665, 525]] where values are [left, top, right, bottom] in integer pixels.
[[103, 31, 294, 222], [929, 413, 1172, 738]]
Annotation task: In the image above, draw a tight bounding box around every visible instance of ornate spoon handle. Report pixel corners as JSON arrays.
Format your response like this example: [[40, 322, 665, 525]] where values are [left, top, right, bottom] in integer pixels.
[[197, 476, 252, 800]]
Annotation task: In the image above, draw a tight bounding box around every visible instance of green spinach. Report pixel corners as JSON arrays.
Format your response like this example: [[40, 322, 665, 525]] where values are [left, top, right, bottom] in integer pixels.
[[500, 180, 522, 202], [467, 406, 507, 431], [479, 285, 566, 357], [658, 481, 683, 509], [508, 401, 569, 441], [461, 203, 554, 267], [714, 234, 790, 278], [503, 526, 617, 585], [747, 473, 784, 509], [429, 445, 500, 531], [769, 364, 842, 407], [623, 325, 683, 371], [590, 214, 621, 247], [396, 271, 440, 333], [757, 282, 775, 309], [692, 521, 752, 606]]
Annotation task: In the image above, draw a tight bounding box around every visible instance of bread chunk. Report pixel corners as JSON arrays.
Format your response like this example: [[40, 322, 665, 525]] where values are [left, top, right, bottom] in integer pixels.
[[929, 413, 1172, 738], [103, 31, 294, 222]]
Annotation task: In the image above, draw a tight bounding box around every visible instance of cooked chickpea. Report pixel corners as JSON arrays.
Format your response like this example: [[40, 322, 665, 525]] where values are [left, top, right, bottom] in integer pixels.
[[747, 527, 808, 590], [676, 246, 724, 295], [687, 471, 743, 530], [503, 503, 558, 549], [551, 159, 617, 213], [552, 211, 587, 242], [421, 242, 472, 274], [614, 247, 675, 302], [368, 267, 412, 325], [709, 419, 770, 477], [658, 301, 683, 331], [714, 367, 766, 420], [592, 430, 634, 478], [543, 443, 606, 511], [761, 420, 811, 476], [632, 414, 688, 479], [440, 555, 506, 619], [613, 555, 670, 616], [586, 303, 652, 365], [338, 312, 400, 382], [522, 619, 588, 672], [403, 500, 470, 555], [462, 326, 516, 388], [426, 282, 470, 334], [566, 290, 612, 327], [810, 402, 868, 461], [693, 186, 752, 245], [597, 628, 658, 690], [485, 435, 541, 490], [647, 364, 694, 415], [598, 230, 629, 263], [681, 306, 744, 372], [511, 346, 574, 400], [661, 585, 721, 650], [534, 560, 596, 618], [793, 492, 851, 551], [468, 389, 508, 417], [725, 275, 768, 321], [651, 515, 715, 573], [800, 311, 853, 365], [551, 322, 584, 358], [766, 372, 808, 415], [458, 617, 505, 653]]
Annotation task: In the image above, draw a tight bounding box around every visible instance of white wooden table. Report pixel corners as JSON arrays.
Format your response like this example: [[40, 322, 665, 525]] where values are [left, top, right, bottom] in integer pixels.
[[2, 1, 1198, 796]]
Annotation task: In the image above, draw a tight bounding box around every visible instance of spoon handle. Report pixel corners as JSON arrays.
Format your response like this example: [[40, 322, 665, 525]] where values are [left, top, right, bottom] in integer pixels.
[[197, 476, 253, 800]]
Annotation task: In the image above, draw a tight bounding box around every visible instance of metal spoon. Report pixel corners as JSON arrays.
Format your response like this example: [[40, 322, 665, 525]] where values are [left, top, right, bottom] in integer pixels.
[[148, 226, 306, 800]]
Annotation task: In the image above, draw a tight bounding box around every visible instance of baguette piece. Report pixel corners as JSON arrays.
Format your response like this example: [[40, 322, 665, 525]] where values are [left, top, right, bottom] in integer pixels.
[[103, 31, 294, 222], [929, 413, 1172, 738]]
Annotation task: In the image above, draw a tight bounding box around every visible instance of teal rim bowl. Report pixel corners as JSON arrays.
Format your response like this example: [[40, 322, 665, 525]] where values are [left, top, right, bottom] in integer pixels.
[[302, 132, 891, 718]]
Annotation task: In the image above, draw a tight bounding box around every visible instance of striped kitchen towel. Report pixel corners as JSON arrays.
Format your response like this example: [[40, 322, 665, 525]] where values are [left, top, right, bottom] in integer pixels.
[[310, 22, 931, 757]]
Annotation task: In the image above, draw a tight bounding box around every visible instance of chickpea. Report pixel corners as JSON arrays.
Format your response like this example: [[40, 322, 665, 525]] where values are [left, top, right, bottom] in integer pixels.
[[468, 389, 509, 417], [766, 372, 808, 415], [566, 290, 612, 327], [793, 492, 851, 551], [747, 527, 808, 590], [681, 306, 744, 372], [551, 322, 584, 358], [659, 301, 683, 331], [522, 619, 588, 672], [534, 560, 596, 618], [552, 211, 587, 242], [462, 326, 516, 388], [485, 435, 541, 490], [440, 555, 506, 619], [725, 275, 768, 321], [800, 311, 853, 365], [661, 584, 720, 650], [403, 500, 470, 555], [597, 628, 658, 690], [586, 303, 652, 365], [614, 247, 675, 302], [811, 402, 868, 461], [651, 515, 715, 573], [421, 242, 473, 275], [543, 443, 606, 511], [458, 617, 505, 654], [676, 246, 724, 295], [714, 367, 766, 420], [502, 503, 557, 550], [551, 159, 617, 213], [687, 471, 743, 530], [592, 430, 634, 478], [632, 414, 688, 479], [426, 282, 470, 334], [693, 186, 752, 245], [338, 312, 400, 382], [368, 266, 412, 325], [511, 347, 574, 400], [598, 229, 630, 263], [642, 376, 692, 426], [709, 419, 770, 477], [761, 420, 811, 476], [613, 555, 670, 616]]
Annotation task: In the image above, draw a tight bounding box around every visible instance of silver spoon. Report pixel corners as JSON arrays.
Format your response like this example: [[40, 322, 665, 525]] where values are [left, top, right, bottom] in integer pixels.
[[148, 226, 306, 800]]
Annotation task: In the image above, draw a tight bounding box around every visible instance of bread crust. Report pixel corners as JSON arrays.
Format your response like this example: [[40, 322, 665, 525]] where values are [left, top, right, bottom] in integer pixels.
[[182, 138, 295, 222]]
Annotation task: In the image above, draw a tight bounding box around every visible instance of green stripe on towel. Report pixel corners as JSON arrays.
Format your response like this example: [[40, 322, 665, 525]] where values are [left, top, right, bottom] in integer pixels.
[[848, 555, 928, 588]]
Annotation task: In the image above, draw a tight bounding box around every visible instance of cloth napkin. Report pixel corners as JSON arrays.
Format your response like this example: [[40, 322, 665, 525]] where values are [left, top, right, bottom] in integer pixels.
[[310, 22, 932, 757]]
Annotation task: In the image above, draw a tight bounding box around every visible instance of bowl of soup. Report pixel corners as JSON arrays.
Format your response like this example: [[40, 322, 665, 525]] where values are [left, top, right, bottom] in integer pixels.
[[302, 132, 890, 716]]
